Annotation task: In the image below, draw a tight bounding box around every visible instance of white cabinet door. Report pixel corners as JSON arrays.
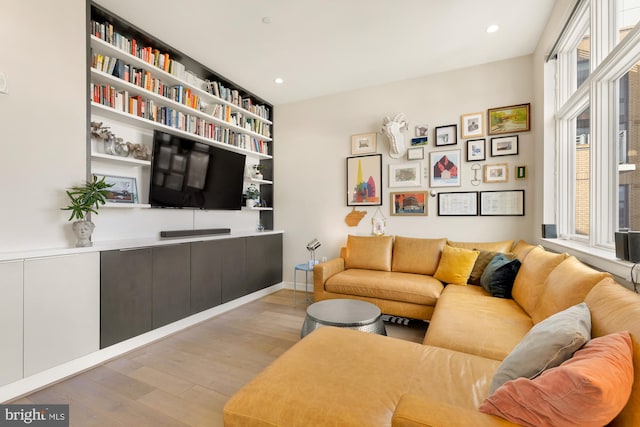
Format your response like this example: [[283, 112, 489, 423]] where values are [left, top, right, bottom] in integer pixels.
[[24, 252, 100, 377], [0, 260, 23, 386]]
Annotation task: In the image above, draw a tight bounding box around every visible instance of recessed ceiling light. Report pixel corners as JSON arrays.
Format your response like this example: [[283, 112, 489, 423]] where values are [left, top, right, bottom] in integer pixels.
[[262, 17, 272, 24], [274, 77, 284, 85], [486, 24, 499, 33]]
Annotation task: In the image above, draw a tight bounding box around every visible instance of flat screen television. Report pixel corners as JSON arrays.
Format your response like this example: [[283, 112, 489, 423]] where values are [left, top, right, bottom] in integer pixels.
[[149, 130, 246, 210]]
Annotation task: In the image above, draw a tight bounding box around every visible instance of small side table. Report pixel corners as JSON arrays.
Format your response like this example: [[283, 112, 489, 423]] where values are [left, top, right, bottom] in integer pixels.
[[293, 263, 314, 304]]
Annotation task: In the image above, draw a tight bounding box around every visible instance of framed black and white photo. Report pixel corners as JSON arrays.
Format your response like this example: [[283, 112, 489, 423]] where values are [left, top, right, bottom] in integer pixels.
[[480, 190, 525, 216], [490, 135, 519, 157], [484, 163, 508, 183], [466, 138, 486, 162], [407, 146, 424, 160], [389, 162, 422, 187], [434, 124, 457, 147], [461, 112, 485, 139], [437, 191, 478, 216]]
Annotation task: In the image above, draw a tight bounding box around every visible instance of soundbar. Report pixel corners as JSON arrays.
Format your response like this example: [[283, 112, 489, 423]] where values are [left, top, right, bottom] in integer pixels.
[[160, 228, 231, 238]]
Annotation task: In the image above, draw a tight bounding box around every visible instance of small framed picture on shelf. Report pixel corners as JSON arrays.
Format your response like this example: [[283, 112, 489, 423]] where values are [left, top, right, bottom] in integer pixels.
[[390, 191, 428, 216], [515, 165, 527, 180], [483, 164, 509, 183], [389, 162, 422, 187], [488, 103, 531, 135], [351, 132, 377, 155], [435, 124, 458, 146], [95, 174, 138, 204], [460, 112, 485, 139], [490, 135, 519, 157], [407, 147, 424, 160], [466, 138, 486, 162]]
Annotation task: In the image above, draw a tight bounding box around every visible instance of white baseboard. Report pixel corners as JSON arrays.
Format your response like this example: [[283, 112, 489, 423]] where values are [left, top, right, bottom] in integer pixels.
[[0, 283, 286, 403]]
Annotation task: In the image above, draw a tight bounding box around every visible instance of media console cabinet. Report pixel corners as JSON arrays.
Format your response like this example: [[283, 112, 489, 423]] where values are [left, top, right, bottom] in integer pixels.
[[0, 230, 283, 402]]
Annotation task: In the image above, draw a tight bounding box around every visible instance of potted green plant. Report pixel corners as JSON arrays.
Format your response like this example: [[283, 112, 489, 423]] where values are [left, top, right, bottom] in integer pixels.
[[244, 184, 260, 208], [61, 175, 114, 247]]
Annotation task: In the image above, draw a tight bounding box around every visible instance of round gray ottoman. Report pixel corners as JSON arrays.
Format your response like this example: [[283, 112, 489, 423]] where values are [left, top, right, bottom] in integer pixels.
[[301, 299, 387, 338]]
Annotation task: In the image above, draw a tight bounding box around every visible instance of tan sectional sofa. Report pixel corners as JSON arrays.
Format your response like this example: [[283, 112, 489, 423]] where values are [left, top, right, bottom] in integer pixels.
[[224, 236, 640, 426]]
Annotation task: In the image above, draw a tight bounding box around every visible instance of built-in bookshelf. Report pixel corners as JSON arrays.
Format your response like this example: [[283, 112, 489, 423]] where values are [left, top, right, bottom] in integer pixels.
[[88, 3, 274, 228]]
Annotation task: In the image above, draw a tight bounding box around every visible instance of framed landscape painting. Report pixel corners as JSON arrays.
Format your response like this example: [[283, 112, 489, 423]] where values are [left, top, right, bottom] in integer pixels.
[[488, 103, 531, 135]]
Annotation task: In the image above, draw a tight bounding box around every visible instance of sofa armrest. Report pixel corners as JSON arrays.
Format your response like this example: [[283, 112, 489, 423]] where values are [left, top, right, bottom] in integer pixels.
[[392, 394, 516, 427], [313, 258, 344, 296]]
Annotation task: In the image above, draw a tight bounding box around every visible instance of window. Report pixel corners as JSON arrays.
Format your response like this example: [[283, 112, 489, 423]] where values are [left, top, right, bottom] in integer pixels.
[[554, 0, 640, 251]]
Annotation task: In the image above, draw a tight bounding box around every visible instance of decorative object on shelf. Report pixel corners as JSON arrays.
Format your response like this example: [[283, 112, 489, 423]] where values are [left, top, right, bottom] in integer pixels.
[[490, 135, 519, 157], [127, 142, 152, 160], [371, 207, 387, 235], [90, 121, 111, 141], [381, 113, 409, 159], [61, 175, 114, 247], [434, 124, 458, 146], [407, 147, 424, 160], [251, 164, 263, 180], [345, 207, 366, 226], [351, 132, 377, 155], [347, 154, 382, 206], [437, 191, 479, 216], [390, 192, 428, 216], [97, 175, 138, 203], [245, 183, 260, 208], [461, 112, 485, 139], [389, 162, 422, 187], [484, 163, 509, 183], [488, 103, 531, 135], [466, 138, 486, 162], [470, 164, 482, 186], [515, 165, 527, 180], [106, 137, 130, 157], [429, 149, 461, 187], [306, 238, 322, 267]]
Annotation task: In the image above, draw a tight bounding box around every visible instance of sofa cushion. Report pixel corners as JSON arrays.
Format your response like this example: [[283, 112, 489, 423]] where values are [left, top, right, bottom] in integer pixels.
[[585, 278, 640, 426], [531, 256, 611, 324], [480, 332, 634, 427], [423, 285, 533, 360], [511, 240, 538, 261], [391, 236, 446, 275], [480, 254, 520, 298], [447, 239, 514, 253], [468, 250, 499, 286], [325, 269, 443, 306], [344, 235, 393, 271], [433, 245, 479, 285], [511, 247, 568, 316], [489, 302, 591, 394]]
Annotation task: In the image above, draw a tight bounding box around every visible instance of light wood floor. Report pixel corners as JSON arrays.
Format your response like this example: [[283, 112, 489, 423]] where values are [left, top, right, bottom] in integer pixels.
[[12, 290, 428, 427]]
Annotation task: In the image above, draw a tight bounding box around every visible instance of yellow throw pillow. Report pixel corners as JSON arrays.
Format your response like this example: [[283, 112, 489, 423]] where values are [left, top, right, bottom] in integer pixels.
[[433, 245, 479, 285]]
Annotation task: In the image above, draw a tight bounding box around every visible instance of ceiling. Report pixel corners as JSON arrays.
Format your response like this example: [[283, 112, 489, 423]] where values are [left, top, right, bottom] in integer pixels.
[[96, 0, 557, 106]]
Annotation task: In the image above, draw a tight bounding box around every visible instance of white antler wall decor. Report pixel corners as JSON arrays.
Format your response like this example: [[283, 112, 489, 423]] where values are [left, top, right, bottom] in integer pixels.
[[380, 113, 409, 159]]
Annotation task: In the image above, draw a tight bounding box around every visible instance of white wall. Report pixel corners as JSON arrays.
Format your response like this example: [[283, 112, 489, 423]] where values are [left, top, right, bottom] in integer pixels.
[[275, 56, 535, 281], [0, 0, 88, 252]]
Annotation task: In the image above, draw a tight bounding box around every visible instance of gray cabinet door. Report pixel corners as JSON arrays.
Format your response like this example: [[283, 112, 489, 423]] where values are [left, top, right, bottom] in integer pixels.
[[152, 244, 191, 328], [221, 237, 247, 303], [100, 248, 153, 348], [246, 234, 283, 293], [190, 240, 223, 314]]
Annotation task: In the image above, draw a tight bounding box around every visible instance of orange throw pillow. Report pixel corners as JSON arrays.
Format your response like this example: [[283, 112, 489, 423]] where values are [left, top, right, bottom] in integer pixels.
[[480, 332, 634, 427]]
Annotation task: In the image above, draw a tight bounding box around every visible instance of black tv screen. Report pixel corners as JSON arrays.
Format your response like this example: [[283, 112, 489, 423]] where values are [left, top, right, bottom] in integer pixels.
[[149, 130, 246, 210]]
